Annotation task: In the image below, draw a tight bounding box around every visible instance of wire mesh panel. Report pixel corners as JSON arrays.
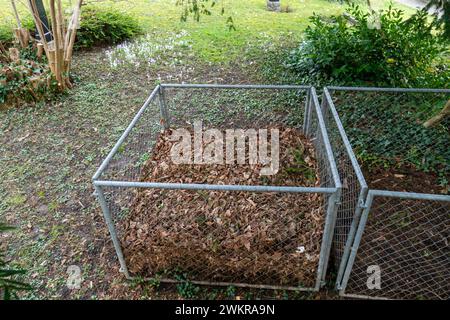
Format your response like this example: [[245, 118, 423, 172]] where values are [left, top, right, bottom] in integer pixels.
[[324, 87, 450, 299], [102, 187, 332, 289], [93, 84, 341, 291], [342, 192, 450, 300], [164, 86, 306, 130], [328, 88, 450, 186], [320, 93, 367, 287]]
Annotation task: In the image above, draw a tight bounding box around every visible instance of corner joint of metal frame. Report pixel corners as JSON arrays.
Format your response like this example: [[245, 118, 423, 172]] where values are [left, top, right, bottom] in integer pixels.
[[357, 198, 367, 209]]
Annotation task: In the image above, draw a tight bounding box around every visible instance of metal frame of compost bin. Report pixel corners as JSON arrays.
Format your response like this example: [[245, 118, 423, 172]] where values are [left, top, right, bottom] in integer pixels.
[[322, 86, 450, 299], [92, 84, 342, 292]]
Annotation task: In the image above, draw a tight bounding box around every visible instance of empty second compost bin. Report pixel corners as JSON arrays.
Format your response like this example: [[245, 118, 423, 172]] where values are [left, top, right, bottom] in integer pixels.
[[93, 84, 341, 291], [322, 87, 450, 300]]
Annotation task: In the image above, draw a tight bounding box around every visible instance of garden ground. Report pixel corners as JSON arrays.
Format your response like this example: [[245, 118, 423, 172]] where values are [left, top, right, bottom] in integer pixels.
[[0, 0, 412, 299]]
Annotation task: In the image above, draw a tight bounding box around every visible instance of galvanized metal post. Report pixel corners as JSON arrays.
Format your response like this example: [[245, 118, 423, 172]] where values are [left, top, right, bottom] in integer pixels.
[[335, 186, 368, 290], [320, 91, 329, 120], [320, 187, 342, 285], [93, 184, 130, 279], [315, 186, 342, 289], [304, 89, 313, 136], [339, 192, 374, 295], [158, 85, 170, 129], [303, 88, 311, 132]]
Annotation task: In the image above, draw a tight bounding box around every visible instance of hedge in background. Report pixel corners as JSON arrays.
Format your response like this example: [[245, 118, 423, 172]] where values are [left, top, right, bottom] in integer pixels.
[[0, 6, 141, 49], [75, 6, 142, 48]]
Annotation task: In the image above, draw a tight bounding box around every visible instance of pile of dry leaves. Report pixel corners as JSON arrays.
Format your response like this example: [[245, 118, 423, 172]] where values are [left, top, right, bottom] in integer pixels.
[[120, 127, 326, 287]]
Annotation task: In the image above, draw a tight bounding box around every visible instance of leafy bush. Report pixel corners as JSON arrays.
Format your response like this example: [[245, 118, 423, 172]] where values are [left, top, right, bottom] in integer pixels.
[[287, 5, 448, 87], [75, 6, 141, 48], [0, 24, 14, 45], [0, 6, 140, 50], [0, 15, 37, 47], [1, 45, 58, 107]]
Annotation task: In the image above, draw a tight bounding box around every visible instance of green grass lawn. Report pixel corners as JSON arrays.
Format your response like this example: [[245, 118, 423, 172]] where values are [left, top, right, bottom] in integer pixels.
[[0, 0, 415, 62]]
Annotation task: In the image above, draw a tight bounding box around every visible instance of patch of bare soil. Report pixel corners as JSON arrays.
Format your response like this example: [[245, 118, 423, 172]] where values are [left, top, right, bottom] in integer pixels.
[[120, 127, 327, 288], [345, 165, 450, 299], [364, 164, 448, 195]]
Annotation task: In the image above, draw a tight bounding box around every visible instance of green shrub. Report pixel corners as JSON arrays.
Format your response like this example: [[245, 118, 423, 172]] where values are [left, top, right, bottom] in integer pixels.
[[20, 15, 36, 32], [0, 24, 14, 45], [0, 6, 140, 50], [287, 5, 448, 87], [76, 6, 141, 48], [0, 15, 35, 47]]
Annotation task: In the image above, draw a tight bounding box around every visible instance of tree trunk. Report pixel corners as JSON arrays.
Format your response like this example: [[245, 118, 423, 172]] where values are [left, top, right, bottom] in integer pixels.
[[423, 99, 450, 128]]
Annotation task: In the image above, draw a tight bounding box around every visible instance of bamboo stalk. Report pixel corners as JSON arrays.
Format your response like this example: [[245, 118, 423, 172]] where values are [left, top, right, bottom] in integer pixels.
[[22, 29, 31, 43], [64, 7, 76, 54], [49, 0, 63, 88], [57, 0, 65, 47], [14, 28, 30, 48], [13, 28, 22, 46], [64, 0, 83, 73], [37, 43, 44, 59], [47, 48, 56, 74]]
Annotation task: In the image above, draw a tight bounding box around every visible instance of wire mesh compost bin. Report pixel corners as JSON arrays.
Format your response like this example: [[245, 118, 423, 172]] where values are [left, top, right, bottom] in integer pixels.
[[321, 87, 450, 300], [93, 84, 342, 291]]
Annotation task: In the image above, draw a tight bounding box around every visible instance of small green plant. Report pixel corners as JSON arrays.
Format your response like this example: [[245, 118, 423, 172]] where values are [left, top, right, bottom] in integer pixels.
[[389, 211, 412, 228], [0, 223, 32, 300], [175, 274, 200, 299], [136, 153, 150, 167], [284, 147, 316, 182], [225, 285, 236, 298], [75, 6, 142, 49], [148, 276, 161, 290], [205, 288, 220, 300]]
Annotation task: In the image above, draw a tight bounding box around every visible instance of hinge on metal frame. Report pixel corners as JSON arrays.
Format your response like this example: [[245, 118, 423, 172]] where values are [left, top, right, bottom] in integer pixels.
[[357, 198, 367, 209]]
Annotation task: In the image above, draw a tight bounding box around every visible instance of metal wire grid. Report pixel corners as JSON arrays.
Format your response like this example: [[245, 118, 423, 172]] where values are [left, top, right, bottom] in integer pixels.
[[92, 84, 342, 291], [341, 191, 450, 300], [323, 87, 450, 300], [320, 91, 367, 288]]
